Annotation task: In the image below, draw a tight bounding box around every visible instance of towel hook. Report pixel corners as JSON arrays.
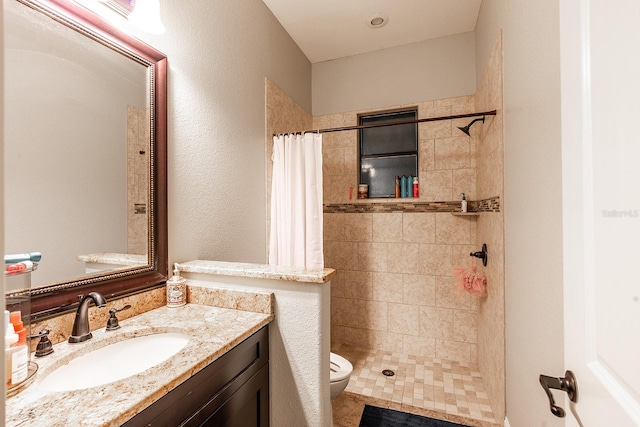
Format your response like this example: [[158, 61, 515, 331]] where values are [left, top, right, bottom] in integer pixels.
[[470, 243, 488, 266]]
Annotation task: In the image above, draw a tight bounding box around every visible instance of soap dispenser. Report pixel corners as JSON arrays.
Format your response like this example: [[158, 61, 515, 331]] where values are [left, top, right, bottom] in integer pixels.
[[166, 263, 187, 308]]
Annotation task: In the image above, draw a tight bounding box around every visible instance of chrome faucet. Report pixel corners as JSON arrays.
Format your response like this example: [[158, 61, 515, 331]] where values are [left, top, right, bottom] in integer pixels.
[[68, 292, 107, 343]]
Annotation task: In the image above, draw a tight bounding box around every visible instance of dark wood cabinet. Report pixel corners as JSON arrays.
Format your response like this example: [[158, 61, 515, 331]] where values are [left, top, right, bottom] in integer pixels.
[[123, 326, 269, 427]]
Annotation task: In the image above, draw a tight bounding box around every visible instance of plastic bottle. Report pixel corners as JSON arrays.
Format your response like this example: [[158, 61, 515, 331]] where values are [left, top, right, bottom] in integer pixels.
[[400, 176, 407, 198], [413, 177, 419, 198], [395, 176, 400, 198], [461, 193, 467, 213], [5, 261, 34, 274], [10, 311, 26, 346], [5, 310, 28, 387], [166, 263, 187, 307]]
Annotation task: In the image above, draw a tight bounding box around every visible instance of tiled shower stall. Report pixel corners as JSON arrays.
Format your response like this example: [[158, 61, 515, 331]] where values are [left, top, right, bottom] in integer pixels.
[[266, 35, 504, 426]]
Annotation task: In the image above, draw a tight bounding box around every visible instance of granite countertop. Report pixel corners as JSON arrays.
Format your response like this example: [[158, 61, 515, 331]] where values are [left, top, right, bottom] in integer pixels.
[[178, 260, 336, 284], [6, 304, 273, 427]]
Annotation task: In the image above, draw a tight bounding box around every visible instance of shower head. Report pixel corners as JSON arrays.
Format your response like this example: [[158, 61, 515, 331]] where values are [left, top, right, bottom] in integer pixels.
[[457, 117, 485, 136]]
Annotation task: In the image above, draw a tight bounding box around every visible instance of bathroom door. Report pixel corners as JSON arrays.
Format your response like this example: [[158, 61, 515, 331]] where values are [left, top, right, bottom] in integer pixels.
[[561, 0, 640, 425]]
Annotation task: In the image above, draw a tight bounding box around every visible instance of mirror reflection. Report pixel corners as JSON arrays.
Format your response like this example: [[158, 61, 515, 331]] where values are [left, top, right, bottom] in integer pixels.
[[4, 0, 151, 291]]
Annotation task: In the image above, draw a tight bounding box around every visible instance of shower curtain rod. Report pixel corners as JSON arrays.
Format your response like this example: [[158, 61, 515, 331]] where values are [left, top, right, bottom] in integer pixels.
[[273, 110, 497, 136]]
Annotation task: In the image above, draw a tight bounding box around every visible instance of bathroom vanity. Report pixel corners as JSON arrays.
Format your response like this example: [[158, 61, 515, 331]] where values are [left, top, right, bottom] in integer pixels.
[[5, 303, 273, 426], [123, 326, 269, 426]]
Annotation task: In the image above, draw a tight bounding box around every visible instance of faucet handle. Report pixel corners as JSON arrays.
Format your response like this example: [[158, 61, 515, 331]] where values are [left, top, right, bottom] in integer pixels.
[[106, 305, 131, 331], [29, 329, 54, 357]]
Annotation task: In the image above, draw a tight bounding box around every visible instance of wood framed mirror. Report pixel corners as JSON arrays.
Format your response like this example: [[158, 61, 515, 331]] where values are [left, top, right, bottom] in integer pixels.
[[5, 0, 167, 320]]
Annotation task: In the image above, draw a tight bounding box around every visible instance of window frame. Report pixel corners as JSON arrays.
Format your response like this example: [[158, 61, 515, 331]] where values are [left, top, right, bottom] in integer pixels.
[[358, 108, 419, 198]]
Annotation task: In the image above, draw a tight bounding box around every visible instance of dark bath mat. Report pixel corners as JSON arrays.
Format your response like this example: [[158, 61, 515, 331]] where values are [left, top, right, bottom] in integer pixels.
[[358, 405, 471, 427]]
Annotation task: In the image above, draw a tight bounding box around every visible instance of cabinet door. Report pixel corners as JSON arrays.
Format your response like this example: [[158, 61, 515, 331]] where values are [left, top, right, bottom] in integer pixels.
[[191, 365, 269, 427]]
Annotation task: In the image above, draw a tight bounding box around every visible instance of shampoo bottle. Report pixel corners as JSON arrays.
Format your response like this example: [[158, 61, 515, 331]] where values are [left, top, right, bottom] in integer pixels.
[[400, 176, 407, 198], [461, 193, 467, 213]]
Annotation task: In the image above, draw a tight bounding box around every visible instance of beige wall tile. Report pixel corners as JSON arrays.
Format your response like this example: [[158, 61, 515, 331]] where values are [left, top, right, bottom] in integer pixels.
[[418, 139, 435, 172], [320, 92, 489, 367], [359, 242, 388, 272], [324, 212, 345, 242], [343, 270, 373, 300], [403, 336, 436, 358], [324, 147, 345, 175], [402, 213, 436, 243], [452, 168, 477, 201], [387, 243, 421, 274], [419, 120, 452, 140], [373, 213, 403, 243], [330, 270, 345, 298], [344, 213, 373, 242], [420, 306, 453, 339], [419, 170, 453, 201], [453, 310, 478, 344], [371, 272, 403, 303], [434, 136, 471, 170], [362, 300, 388, 331], [419, 244, 453, 276], [435, 214, 471, 245], [343, 326, 373, 349], [332, 297, 358, 327], [436, 340, 471, 362], [330, 241, 360, 270], [388, 303, 420, 336], [402, 274, 436, 307], [435, 276, 472, 310], [371, 332, 404, 352]]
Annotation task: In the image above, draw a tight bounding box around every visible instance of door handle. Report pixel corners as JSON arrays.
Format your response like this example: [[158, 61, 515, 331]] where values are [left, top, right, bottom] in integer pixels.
[[539, 370, 578, 417]]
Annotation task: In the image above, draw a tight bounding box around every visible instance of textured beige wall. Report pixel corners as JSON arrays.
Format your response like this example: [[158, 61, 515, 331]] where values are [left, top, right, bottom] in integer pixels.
[[475, 34, 505, 423], [128, 0, 312, 266], [320, 96, 488, 365], [312, 33, 477, 116], [476, 1, 564, 426]]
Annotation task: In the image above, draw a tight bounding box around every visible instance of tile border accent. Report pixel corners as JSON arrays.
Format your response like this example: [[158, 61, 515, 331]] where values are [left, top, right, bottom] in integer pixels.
[[323, 196, 500, 214]]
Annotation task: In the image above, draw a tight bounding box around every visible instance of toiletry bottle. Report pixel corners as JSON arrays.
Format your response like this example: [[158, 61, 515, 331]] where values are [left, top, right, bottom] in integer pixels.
[[400, 176, 407, 198], [461, 193, 467, 213], [5, 310, 28, 386], [413, 177, 419, 198], [166, 263, 187, 307], [406, 175, 413, 198], [395, 176, 400, 198], [10, 311, 26, 346], [5, 261, 33, 274]]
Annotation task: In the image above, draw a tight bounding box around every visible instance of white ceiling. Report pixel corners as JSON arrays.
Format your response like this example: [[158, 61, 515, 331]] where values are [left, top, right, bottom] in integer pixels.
[[262, 0, 483, 63]]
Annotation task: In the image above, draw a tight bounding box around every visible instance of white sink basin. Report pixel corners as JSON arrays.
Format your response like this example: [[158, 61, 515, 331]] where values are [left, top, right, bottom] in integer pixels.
[[39, 332, 189, 392]]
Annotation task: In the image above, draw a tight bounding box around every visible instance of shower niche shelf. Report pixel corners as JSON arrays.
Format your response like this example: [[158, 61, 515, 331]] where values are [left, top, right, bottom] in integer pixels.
[[451, 212, 480, 216]]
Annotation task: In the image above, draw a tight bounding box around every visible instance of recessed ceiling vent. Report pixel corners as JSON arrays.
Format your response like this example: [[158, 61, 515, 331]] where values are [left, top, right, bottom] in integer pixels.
[[367, 13, 389, 28]]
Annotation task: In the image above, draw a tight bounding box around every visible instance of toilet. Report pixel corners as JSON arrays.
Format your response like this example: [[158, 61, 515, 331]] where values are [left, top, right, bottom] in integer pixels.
[[330, 352, 353, 398]]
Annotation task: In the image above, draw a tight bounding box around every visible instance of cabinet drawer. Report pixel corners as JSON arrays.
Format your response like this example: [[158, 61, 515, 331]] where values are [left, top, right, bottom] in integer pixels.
[[123, 325, 269, 427]]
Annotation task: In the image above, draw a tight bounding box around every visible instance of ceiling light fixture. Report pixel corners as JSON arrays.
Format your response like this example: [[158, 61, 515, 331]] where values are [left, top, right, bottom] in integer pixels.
[[367, 13, 388, 29], [128, 0, 166, 34]]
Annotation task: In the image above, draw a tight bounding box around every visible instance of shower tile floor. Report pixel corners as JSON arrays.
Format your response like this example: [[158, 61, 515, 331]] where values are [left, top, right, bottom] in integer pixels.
[[332, 344, 500, 427]]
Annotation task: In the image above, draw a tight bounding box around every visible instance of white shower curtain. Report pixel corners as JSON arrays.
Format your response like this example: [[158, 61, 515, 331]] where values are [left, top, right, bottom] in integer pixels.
[[269, 133, 324, 269]]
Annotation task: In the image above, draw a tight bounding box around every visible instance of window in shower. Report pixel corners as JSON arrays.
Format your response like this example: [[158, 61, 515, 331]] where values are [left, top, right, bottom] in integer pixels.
[[359, 109, 418, 198]]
